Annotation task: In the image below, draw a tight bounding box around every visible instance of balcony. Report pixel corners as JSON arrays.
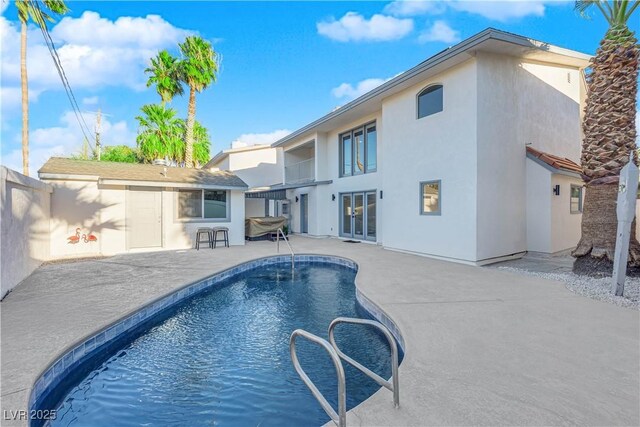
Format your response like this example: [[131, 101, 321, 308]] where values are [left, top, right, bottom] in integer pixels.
[[285, 158, 315, 184]]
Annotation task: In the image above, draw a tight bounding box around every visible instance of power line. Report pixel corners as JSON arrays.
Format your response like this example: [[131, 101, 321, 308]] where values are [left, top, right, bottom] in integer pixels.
[[29, 0, 96, 154]]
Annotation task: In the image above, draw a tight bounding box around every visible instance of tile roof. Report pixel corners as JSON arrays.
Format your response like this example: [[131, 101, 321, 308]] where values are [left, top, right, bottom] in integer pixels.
[[38, 157, 248, 188], [526, 147, 582, 175]]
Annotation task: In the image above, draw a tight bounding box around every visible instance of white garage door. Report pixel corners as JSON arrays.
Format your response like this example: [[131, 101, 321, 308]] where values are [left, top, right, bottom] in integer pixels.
[[128, 187, 162, 249]]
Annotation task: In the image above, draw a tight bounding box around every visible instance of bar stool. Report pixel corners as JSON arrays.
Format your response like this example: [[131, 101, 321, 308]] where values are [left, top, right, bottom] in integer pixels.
[[195, 227, 213, 250], [212, 227, 229, 248]]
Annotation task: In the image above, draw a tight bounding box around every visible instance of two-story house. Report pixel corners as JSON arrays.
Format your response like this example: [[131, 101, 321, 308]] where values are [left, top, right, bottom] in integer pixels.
[[215, 28, 590, 265]]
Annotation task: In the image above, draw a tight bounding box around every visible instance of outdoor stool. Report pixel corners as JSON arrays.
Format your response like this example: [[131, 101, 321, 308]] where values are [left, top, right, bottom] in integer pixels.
[[212, 227, 229, 248], [196, 228, 213, 250]]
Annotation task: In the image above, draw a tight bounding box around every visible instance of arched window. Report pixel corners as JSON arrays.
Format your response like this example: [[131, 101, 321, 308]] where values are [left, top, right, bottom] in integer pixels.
[[417, 85, 443, 119]]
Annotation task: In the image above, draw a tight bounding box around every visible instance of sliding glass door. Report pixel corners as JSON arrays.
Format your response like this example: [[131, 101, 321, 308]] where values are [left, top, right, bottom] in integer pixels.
[[340, 191, 376, 241]]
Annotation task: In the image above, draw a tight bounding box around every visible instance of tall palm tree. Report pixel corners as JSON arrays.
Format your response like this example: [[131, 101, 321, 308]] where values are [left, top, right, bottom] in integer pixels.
[[145, 50, 183, 106], [572, 0, 640, 275], [135, 104, 182, 163], [174, 119, 211, 167], [15, 0, 68, 175], [177, 36, 219, 168]]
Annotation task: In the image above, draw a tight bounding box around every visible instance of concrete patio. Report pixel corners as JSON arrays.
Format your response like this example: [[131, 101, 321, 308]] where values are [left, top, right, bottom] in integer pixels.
[[1, 236, 638, 426]]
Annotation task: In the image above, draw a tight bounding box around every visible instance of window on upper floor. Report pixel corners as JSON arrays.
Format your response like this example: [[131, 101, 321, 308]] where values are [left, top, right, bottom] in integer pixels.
[[417, 85, 443, 119], [339, 122, 377, 177]]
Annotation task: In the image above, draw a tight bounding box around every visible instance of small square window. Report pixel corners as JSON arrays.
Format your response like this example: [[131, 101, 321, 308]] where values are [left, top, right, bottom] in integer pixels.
[[421, 181, 441, 215], [570, 185, 583, 214]]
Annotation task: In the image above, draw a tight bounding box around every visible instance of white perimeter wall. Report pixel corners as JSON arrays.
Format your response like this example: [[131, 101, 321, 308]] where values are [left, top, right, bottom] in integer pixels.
[[476, 52, 582, 262], [1, 167, 52, 298]]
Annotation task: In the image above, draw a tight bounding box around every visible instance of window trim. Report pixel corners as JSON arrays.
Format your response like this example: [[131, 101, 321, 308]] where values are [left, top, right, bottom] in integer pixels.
[[416, 84, 444, 120], [420, 180, 442, 216], [570, 184, 583, 214], [176, 188, 231, 222], [339, 121, 377, 178]]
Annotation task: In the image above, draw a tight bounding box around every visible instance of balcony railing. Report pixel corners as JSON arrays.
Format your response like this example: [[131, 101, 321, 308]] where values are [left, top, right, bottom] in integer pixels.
[[285, 158, 315, 184]]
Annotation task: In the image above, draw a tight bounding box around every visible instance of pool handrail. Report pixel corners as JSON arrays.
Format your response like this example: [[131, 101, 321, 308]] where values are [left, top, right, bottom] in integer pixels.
[[289, 329, 346, 427], [328, 317, 400, 408], [276, 228, 294, 270]]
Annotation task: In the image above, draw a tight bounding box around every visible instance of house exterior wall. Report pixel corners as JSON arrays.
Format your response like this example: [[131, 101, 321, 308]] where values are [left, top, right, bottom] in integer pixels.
[[550, 174, 583, 253], [46, 179, 245, 259], [475, 52, 583, 261], [227, 148, 282, 188], [381, 59, 478, 261], [526, 160, 552, 253], [1, 167, 52, 298]]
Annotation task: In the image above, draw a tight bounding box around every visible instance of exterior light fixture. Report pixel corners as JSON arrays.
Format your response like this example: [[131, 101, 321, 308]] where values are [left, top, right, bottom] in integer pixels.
[[380, 190, 383, 199], [553, 185, 560, 196], [295, 196, 299, 202], [332, 194, 336, 201]]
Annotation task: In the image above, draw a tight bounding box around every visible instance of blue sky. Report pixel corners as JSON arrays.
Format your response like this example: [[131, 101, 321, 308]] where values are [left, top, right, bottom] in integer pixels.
[[0, 1, 632, 175]]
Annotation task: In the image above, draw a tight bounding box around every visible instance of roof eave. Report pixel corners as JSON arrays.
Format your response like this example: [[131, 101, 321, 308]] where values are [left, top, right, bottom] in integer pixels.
[[272, 28, 591, 149]]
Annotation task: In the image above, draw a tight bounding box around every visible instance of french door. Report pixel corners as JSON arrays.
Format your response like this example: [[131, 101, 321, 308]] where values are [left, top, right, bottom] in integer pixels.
[[340, 191, 376, 241]]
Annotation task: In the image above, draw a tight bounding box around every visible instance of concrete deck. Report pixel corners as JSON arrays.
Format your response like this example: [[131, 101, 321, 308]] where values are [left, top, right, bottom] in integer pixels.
[[1, 237, 638, 426]]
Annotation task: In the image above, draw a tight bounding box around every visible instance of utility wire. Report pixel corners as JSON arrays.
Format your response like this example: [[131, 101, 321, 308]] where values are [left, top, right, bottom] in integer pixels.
[[30, 0, 96, 154]]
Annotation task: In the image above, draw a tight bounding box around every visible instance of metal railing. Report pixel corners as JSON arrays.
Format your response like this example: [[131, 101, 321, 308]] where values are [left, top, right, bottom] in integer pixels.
[[276, 228, 294, 270], [290, 329, 347, 427], [285, 158, 315, 184], [328, 317, 400, 408]]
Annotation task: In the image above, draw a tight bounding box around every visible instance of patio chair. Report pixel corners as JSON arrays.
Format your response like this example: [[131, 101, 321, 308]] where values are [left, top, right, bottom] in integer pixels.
[[212, 227, 229, 248], [195, 228, 213, 250]]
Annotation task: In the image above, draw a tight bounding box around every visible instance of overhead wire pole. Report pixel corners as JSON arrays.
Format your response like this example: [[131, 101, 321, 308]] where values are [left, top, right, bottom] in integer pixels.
[[95, 108, 101, 161]]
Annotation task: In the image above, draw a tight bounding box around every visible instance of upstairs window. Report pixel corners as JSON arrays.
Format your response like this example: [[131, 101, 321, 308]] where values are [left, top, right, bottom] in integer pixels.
[[417, 85, 443, 119], [339, 122, 377, 177]]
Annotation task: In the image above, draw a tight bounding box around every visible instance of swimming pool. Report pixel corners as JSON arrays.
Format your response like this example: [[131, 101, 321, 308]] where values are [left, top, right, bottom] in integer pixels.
[[34, 257, 403, 426]]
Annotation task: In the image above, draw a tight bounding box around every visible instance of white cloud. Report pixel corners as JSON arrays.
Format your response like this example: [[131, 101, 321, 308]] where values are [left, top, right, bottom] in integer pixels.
[[230, 129, 292, 148], [384, 0, 446, 16], [418, 20, 460, 44], [0, 0, 9, 16], [317, 12, 413, 42], [0, 11, 192, 104], [450, 1, 546, 22], [331, 77, 393, 101], [82, 96, 99, 106], [1, 110, 135, 176]]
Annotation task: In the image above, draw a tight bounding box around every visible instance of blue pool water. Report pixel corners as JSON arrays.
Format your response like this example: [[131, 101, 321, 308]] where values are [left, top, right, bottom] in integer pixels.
[[46, 262, 401, 426]]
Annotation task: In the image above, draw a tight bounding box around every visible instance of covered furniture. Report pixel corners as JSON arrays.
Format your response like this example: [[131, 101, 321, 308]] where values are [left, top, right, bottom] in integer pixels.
[[245, 216, 287, 240]]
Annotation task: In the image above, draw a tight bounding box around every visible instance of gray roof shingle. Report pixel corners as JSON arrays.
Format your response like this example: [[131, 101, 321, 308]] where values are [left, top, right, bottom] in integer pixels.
[[39, 157, 248, 189]]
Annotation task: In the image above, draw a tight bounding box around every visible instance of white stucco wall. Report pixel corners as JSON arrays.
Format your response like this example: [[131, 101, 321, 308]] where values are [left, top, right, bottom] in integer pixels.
[[476, 52, 583, 262], [550, 174, 583, 253], [46, 179, 245, 258], [1, 167, 52, 298], [381, 60, 478, 261], [525, 159, 552, 253], [245, 198, 265, 218]]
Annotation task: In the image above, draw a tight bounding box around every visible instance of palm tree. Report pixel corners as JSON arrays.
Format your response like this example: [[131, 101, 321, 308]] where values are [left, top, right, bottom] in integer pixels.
[[177, 36, 219, 168], [15, 0, 68, 175], [135, 104, 182, 163], [175, 119, 211, 167], [145, 50, 183, 106], [572, 0, 640, 275]]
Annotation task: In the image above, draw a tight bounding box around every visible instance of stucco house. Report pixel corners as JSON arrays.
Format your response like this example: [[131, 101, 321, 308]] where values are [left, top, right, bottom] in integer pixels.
[[226, 28, 589, 265], [38, 158, 248, 258], [205, 144, 283, 218]]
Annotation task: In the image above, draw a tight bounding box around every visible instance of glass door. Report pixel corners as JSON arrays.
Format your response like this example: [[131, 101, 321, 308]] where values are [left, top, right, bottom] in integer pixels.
[[340, 191, 376, 241], [341, 194, 352, 236], [353, 193, 364, 239]]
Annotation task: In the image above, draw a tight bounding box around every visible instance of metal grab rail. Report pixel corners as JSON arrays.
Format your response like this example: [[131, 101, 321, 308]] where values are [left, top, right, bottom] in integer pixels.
[[290, 329, 347, 427], [276, 228, 294, 270], [328, 317, 400, 408]]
